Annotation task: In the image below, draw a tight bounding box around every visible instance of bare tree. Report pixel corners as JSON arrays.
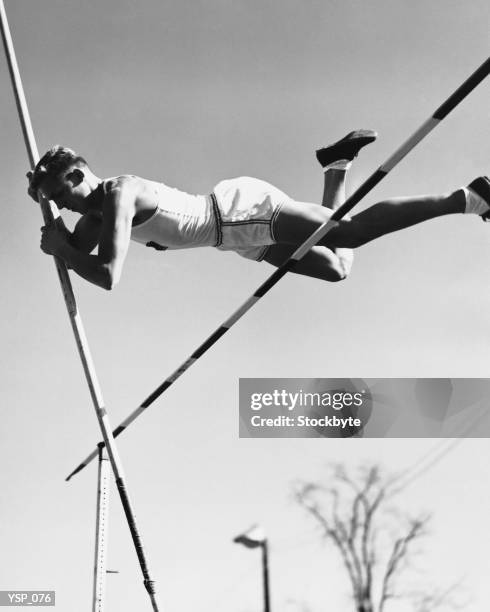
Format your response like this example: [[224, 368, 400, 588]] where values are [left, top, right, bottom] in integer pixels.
[[294, 465, 461, 612]]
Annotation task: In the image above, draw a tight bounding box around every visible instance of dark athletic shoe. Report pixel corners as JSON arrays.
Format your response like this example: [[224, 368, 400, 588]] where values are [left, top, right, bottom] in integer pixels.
[[316, 129, 377, 167], [468, 176, 490, 221]]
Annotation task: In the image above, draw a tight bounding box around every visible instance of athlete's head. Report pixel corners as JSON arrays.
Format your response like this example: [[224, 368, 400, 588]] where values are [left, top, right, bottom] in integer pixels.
[[29, 146, 96, 214]]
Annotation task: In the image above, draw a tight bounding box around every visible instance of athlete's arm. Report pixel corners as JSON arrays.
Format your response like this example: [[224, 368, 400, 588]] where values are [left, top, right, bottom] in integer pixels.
[[41, 178, 136, 290], [70, 214, 103, 254]]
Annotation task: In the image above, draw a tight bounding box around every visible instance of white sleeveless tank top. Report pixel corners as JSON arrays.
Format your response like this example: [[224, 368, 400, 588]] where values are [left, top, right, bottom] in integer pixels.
[[100, 178, 218, 251], [130, 180, 217, 250]]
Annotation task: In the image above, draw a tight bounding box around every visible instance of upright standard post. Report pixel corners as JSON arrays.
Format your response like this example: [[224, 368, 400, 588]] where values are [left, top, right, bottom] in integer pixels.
[[93, 444, 110, 612], [0, 3, 161, 610], [67, 56, 490, 481]]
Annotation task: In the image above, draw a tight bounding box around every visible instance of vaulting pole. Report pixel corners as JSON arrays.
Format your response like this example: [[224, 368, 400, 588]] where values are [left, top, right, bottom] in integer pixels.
[[0, 3, 161, 609], [67, 55, 490, 481]]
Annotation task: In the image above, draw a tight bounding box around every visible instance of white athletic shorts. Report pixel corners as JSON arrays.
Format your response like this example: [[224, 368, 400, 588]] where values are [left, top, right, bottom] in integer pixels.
[[212, 177, 290, 261]]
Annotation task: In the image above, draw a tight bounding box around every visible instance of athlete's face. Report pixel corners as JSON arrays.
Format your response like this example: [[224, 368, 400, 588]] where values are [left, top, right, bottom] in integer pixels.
[[39, 171, 90, 215]]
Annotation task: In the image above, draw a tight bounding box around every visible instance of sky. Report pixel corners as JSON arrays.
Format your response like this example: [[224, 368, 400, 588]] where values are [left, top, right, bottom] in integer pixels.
[[0, 0, 489, 610]]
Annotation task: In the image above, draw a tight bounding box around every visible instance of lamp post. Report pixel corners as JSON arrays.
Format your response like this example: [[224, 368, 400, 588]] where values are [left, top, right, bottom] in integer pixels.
[[234, 525, 270, 612], [260, 538, 270, 612]]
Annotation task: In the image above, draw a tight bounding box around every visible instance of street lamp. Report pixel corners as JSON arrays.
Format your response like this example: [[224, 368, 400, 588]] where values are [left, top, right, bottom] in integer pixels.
[[233, 525, 270, 612]]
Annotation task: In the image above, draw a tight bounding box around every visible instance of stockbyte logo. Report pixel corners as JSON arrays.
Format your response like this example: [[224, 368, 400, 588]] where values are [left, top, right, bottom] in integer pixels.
[[239, 378, 373, 438]]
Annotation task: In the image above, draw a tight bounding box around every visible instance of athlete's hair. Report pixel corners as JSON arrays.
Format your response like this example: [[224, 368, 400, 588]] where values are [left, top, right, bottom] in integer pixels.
[[30, 146, 88, 191]]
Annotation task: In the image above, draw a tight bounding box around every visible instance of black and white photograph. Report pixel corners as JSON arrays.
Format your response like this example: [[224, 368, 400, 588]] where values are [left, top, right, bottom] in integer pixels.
[[1, 1, 489, 610]]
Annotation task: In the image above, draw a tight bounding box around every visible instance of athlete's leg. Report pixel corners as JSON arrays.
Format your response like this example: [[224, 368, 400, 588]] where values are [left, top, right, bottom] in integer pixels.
[[273, 189, 468, 249], [264, 130, 375, 281], [263, 243, 351, 281], [322, 166, 346, 208], [264, 168, 350, 280], [336, 176, 490, 247], [332, 191, 466, 247], [317, 129, 377, 208], [318, 167, 354, 276]]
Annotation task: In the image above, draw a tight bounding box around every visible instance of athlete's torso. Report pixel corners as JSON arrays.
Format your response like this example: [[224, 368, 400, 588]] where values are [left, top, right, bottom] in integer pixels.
[[100, 175, 217, 250]]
